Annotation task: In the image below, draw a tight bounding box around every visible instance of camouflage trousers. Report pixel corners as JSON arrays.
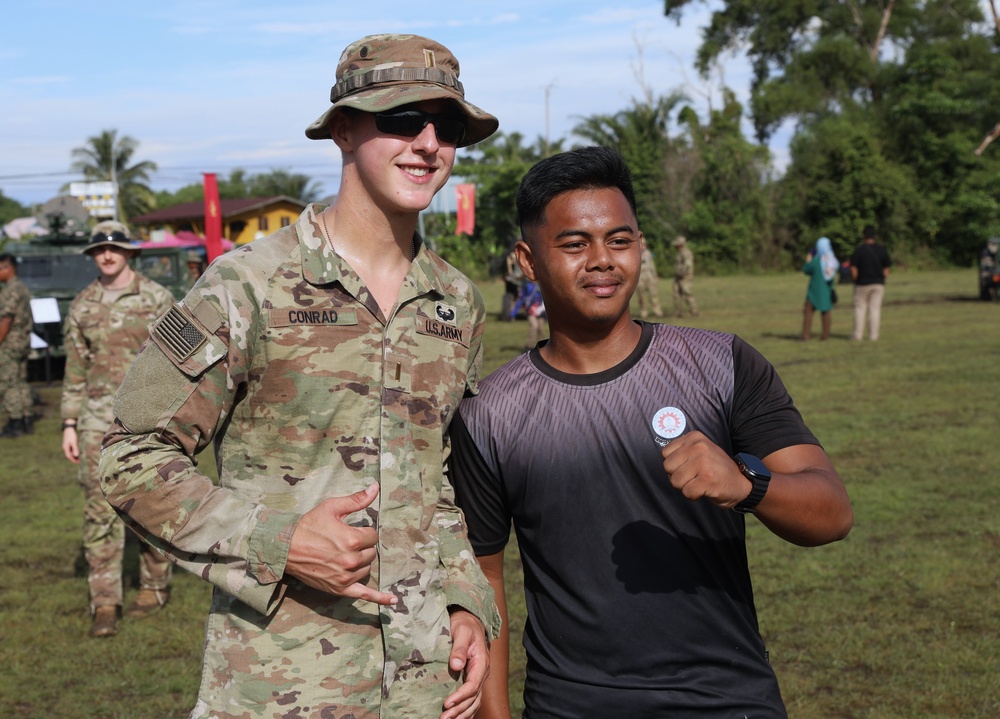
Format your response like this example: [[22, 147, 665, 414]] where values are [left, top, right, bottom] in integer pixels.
[[79, 430, 172, 609], [636, 276, 662, 318], [0, 349, 30, 420], [673, 277, 699, 316]]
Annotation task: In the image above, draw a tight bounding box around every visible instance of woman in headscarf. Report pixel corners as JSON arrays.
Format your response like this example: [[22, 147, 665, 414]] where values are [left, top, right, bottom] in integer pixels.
[[802, 236, 839, 340]]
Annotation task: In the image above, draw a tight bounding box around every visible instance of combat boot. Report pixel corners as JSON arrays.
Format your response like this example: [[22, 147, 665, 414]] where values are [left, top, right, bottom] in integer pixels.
[[0, 419, 23, 438], [90, 606, 119, 638], [21, 416, 34, 434], [126, 587, 170, 618]]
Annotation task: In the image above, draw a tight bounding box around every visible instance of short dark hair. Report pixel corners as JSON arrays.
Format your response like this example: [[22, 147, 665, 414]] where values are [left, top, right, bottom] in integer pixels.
[[0, 253, 17, 269], [862, 225, 877, 240], [516, 146, 638, 237]]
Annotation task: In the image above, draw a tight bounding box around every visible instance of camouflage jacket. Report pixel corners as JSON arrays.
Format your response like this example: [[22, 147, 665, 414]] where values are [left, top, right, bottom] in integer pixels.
[[100, 205, 500, 719], [639, 248, 659, 282], [61, 273, 174, 431], [675, 246, 695, 280], [0, 275, 32, 358]]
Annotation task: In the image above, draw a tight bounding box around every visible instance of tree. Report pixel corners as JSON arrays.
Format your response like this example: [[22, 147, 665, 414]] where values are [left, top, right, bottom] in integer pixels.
[[155, 168, 321, 209], [666, 0, 1000, 264], [677, 90, 776, 271], [876, 21, 1000, 259], [248, 169, 322, 203], [776, 111, 924, 262], [573, 93, 688, 265], [454, 132, 558, 254], [663, 0, 934, 140], [0, 190, 28, 228], [69, 129, 157, 221]]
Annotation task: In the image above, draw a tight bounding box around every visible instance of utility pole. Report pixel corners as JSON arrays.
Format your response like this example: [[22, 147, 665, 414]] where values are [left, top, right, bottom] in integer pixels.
[[110, 141, 119, 222], [544, 81, 556, 157]]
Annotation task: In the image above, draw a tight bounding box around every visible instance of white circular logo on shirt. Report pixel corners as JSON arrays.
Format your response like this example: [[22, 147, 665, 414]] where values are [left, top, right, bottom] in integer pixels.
[[651, 406, 687, 441]]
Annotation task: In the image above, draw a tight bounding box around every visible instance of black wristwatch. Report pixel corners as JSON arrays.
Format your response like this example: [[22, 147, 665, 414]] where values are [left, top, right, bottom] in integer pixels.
[[732, 452, 771, 514]]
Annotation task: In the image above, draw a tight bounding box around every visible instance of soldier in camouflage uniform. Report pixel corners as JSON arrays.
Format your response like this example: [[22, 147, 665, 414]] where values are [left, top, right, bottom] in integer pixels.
[[636, 244, 662, 319], [672, 234, 699, 317], [0, 253, 33, 438], [99, 34, 500, 719], [61, 223, 175, 637]]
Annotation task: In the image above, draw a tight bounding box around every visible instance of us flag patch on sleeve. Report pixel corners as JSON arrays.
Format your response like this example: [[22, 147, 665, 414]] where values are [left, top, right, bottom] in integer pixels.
[[153, 305, 207, 362]]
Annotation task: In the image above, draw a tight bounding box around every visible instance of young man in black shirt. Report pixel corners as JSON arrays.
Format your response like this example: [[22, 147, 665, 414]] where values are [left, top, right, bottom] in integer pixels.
[[449, 147, 853, 718], [849, 224, 892, 340]]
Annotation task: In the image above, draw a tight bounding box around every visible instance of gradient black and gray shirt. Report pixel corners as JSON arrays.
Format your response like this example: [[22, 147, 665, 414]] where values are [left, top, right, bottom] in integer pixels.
[[450, 321, 819, 718]]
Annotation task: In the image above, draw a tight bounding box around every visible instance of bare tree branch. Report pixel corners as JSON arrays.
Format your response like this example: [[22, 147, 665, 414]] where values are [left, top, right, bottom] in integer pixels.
[[974, 122, 1000, 156], [988, 0, 1000, 37], [870, 0, 896, 62], [629, 31, 655, 107]]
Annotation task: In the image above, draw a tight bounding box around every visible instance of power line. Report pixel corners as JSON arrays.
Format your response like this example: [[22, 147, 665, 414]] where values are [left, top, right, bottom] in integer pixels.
[[1, 162, 344, 183]]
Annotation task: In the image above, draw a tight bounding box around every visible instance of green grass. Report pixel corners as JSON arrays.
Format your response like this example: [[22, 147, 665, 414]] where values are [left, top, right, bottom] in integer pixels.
[[2, 268, 998, 718]]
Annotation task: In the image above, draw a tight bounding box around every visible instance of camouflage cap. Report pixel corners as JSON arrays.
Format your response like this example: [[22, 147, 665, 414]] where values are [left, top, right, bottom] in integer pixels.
[[84, 220, 137, 255], [673, 235, 687, 247], [305, 34, 498, 147]]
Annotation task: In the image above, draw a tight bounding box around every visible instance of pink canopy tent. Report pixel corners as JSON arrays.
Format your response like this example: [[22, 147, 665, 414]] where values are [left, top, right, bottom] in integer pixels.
[[136, 230, 235, 251]]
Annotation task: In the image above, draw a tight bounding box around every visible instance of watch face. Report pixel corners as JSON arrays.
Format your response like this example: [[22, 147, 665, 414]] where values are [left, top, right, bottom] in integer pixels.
[[736, 452, 771, 478]]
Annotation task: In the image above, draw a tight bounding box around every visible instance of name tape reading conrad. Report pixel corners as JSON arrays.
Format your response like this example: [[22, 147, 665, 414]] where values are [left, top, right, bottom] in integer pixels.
[[268, 308, 359, 327]]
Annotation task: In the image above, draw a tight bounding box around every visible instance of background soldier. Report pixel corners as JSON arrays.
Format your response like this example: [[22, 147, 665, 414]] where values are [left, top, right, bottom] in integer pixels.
[[185, 250, 205, 287], [60, 222, 175, 638], [980, 237, 1000, 301], [636, 243, 662, 318], [672, 234, 699, 317], [500, 244, 524, 321], [0, 253, 33, 438]]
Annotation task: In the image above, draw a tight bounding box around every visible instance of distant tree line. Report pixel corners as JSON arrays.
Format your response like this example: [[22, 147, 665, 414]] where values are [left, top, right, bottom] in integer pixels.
[[10, 1, 998, 277], [451, 0, 1000, 277], [153, 168, 324, 209]]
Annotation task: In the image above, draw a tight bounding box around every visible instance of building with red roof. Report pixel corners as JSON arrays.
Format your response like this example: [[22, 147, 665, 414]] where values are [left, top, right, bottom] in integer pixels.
[[130, 196, 307, 245]]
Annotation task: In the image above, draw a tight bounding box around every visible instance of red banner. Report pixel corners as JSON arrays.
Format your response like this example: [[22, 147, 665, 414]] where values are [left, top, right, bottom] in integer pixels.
[[455, 183, 476, 236], [203, 173, 223, 264]]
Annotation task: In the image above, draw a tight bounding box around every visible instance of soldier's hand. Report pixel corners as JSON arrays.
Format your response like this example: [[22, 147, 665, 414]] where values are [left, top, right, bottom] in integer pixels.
[[660, 431, 752, 510], [441, 609, 490, 719], [285, 483, 398, 606], [62, 426, 80, 464]]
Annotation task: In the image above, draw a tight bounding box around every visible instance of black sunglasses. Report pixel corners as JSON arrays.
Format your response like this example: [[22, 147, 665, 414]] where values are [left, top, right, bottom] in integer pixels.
[[90, 231, 129, 244], [373, 109, 467, 146]]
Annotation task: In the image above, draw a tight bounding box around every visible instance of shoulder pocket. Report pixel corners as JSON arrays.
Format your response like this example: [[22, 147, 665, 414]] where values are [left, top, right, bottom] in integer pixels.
[[149, 301, 227, 378]]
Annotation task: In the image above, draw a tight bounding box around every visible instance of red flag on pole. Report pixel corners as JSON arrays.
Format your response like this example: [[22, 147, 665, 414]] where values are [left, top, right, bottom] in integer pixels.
[[203, 173, 223, 263], [455, 183, 476, 236]]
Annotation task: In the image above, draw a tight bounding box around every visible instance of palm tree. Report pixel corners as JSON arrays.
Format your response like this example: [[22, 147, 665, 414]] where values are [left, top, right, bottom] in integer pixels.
[[573, 92, 688, 239], [68, 129, 157, 221], [249, 169, 323, 203]]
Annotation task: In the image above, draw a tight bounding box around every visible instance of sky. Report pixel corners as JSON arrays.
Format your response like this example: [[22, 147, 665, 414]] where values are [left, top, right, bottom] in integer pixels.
[[1, 0, 772, 211]]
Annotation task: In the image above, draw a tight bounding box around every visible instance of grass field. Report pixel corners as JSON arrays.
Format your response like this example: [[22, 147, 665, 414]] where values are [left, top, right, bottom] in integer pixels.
[[2, 267, 998, 718]]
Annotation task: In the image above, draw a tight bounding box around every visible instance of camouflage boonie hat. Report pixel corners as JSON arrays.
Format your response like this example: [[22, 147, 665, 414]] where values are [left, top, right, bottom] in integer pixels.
[[672, 235, 687, 247], [83, 220, 137, 255], [305, 33, 498, 147]]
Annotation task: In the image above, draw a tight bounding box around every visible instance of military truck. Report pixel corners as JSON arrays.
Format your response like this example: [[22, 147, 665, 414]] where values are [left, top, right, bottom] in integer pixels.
[[4, 197, 193, 379]]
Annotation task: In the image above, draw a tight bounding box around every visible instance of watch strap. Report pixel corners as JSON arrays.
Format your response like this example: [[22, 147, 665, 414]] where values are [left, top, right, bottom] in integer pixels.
[[733, 454, 770, 514]]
